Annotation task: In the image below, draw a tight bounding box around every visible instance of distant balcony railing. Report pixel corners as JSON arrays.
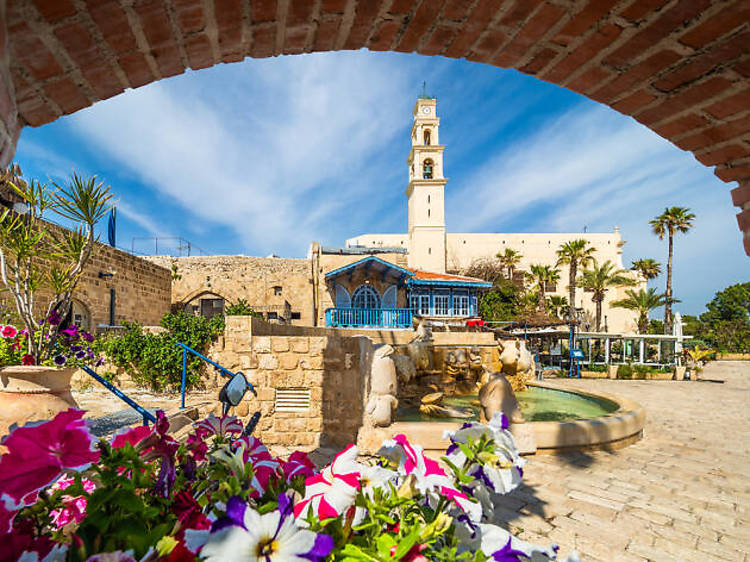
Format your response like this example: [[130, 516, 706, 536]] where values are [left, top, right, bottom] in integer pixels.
[[325, 307, 413, 329]]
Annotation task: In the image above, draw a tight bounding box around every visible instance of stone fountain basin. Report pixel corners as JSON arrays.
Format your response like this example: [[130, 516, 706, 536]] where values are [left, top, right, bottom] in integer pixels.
[[357, 382, 645, 456]]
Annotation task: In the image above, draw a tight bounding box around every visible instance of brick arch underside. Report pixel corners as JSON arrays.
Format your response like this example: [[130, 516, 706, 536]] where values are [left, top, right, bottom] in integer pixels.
[[1, 0, 749, 253]]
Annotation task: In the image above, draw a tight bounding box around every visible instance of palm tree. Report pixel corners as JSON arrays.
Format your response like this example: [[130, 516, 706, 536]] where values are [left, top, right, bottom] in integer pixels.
[[527, 264, 560, 314], [555, 239, 596, 322], [547, 295, 568, 319], [612, 288, 668, 334], [496, 248, 522, 281], [578, 260, 635, 331], [649, 207, 695, 332], [631, 258, 661, 282]]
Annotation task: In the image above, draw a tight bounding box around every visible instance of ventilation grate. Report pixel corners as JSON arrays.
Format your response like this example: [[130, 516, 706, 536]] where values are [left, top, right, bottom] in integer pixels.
[[275, 388, 311, 412]]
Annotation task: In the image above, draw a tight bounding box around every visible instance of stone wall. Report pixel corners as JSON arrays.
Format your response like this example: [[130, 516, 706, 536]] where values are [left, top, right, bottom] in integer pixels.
[[209, 316, 369, 449], [77, 243, 172, 328], [145, 255, 313, 326], [0, 229, 171, 329]]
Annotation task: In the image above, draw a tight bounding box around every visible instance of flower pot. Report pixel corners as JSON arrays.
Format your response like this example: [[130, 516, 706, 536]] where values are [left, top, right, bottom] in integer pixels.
[[606, 365, 618, 379], [0, 365, 79, 437]]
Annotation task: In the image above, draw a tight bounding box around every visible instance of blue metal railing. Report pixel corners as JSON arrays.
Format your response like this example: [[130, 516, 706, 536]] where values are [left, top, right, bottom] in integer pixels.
[[325, 307, 412, 329], [175, 342, 239, 409], [80, 365, 157, 426]]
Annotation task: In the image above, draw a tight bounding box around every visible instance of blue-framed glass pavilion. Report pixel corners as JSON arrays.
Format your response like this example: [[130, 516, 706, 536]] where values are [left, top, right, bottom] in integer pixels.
[[324, 256, 491, 329]]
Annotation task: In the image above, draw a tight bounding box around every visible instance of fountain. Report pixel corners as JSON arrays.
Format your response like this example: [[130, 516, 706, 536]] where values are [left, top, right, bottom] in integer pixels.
[[357, 325, 645, 455]]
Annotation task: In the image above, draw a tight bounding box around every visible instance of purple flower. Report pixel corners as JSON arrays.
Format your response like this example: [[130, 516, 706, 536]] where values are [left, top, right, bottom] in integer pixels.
[[491, 537, 530, 561], [61, 326, 78, 339], [47, 311, 61, 326], [53, 355, 67, 366], [75, 350, 86, 360], [203, 493, 334, 561], [70, 345, 82, 353], [81, 331, 94, 343]]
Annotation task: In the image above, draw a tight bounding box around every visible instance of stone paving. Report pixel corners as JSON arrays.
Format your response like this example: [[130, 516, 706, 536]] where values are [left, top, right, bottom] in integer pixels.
[[496, 361, 750, 561]]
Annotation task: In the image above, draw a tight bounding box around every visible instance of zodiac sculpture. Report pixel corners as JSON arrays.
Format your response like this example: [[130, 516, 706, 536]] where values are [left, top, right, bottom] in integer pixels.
[[478, 372, 525, 424], [365, 344, 399, 427]]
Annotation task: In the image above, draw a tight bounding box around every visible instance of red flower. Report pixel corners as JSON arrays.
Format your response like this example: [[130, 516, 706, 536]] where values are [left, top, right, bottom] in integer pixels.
[[282, 451, 317, 481], [110, 424, 152, 449], [172, 491, 211, 538], [0, 409, 100, 504], [20, 354, 34, 365], [1, 325, 17, 338]]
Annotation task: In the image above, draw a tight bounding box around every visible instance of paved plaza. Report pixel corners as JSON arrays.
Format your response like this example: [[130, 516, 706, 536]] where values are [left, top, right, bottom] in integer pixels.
[[499, 361, 750, 561]]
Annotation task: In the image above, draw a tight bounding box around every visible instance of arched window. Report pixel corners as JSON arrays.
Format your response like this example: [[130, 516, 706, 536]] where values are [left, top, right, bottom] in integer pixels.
[[335, 284, 351, 308], [423, 159, 433, 179], [423, 129, 431, 145], [352, 285, 380, 309]]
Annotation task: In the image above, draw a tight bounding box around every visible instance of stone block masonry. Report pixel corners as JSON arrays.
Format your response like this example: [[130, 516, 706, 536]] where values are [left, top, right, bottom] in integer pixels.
[[0, 221, 172, 329], [209, 316, 368, 449], [146, 255, 313, 326], [0, 1, 747, 253]]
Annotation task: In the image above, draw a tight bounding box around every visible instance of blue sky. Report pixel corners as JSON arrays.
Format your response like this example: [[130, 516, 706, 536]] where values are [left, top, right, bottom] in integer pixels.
[[14, 51, 745, 315]]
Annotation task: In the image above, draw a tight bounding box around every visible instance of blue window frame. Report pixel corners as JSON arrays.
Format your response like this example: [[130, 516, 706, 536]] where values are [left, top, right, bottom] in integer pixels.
[[453, 292, 469, 316], [352, 285, 380, 309], [434, 292, 450, 316]]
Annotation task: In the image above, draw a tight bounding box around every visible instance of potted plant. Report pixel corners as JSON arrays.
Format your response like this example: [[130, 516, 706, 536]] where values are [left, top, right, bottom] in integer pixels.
[[0, 165, 111, 435]]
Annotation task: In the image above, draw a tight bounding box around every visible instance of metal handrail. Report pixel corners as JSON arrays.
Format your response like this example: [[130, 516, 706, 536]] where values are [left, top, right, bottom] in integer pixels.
[[175, 342, 239, 409], [80, 365, 157, 426]]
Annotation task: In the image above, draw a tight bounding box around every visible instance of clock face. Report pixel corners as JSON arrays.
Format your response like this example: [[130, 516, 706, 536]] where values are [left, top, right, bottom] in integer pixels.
[[421, 106, 431, 114]]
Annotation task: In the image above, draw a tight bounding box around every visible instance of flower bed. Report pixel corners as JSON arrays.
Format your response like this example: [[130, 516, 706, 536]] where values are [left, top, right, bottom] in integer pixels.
[[0, 409, 578, 561]]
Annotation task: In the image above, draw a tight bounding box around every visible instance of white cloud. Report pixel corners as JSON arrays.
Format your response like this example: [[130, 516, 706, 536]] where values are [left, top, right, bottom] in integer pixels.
[[67, 52, 422, 256], [447, 103, 743, 314]]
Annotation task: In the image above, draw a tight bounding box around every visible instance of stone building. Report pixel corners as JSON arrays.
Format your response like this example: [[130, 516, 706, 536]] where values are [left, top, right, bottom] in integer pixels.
[[146, 94, 642, 333]]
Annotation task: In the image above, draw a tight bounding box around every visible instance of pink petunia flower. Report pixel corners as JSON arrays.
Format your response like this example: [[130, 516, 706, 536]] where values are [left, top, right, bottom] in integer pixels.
[[1, 325, 18, 338], [21, 354, 34, 365], [0, 493, 21, 535], [379, 434, 481, 522], [232, 436, 281, 496], [294, 444, 361, 520], [282, 451, 317, 482], [194, 414, 243, 440], [0, 409, 99, 504], [110, 424, 152, 449]]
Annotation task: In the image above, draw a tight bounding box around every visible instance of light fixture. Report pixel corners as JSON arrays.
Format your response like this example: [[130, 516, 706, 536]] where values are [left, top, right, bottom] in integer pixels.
[[98, 271, 114, 279]]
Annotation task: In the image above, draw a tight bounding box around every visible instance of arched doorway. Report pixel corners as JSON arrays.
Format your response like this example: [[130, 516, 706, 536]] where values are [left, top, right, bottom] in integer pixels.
[[182, 291, 226, 319]]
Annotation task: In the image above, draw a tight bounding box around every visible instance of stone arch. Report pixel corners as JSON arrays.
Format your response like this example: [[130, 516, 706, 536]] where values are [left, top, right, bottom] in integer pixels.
[[0, 1, 748, 252], [61, 298, 92, 331], [181, 289, 227, 319]]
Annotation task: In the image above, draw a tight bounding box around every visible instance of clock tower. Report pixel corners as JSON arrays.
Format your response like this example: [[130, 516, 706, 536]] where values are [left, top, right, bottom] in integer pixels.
[[407, 95, 447, 273]]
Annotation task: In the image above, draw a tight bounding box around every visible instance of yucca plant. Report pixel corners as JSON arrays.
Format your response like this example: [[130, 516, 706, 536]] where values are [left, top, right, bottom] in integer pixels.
[[0, 165, 112, 363]]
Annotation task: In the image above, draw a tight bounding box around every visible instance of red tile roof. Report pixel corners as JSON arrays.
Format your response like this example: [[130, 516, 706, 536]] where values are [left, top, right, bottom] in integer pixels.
[[410, 269, 489, 284]]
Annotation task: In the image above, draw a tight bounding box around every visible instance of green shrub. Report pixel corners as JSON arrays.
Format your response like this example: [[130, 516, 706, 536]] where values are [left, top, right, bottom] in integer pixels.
[[224, 298, 259, 317], [585, 363, 607, 372], [617, 364, 633, 379], [95, 312, 225, 391], [633, 364, 650, 379]]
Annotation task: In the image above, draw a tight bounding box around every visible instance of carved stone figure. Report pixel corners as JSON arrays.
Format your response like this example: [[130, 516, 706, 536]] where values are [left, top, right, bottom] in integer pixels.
[[365, 344, 399, 427], [478, 372, 525, 424], [497, 339, 536, 392], [392, 354, 417, 384], [419, 391, 473, 419]]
